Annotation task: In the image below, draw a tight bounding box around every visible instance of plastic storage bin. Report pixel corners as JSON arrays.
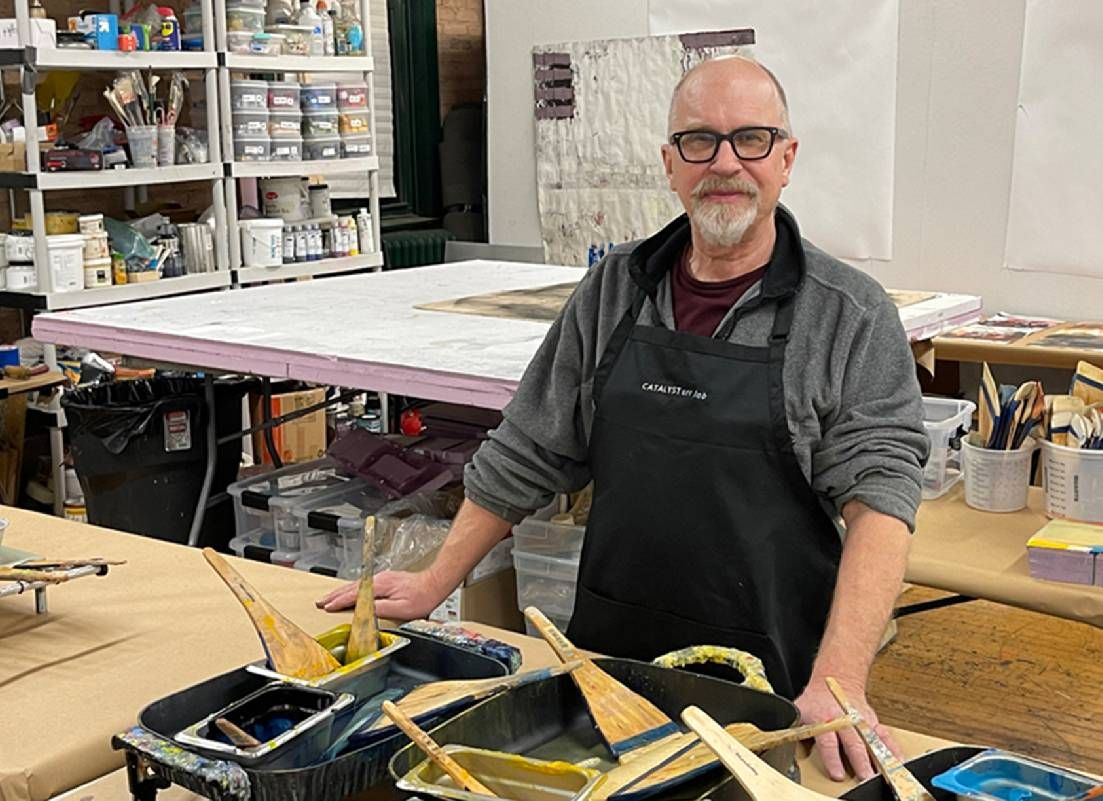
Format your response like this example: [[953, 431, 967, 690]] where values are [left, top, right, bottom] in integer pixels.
[[340, 134, 371, 157], [513, 552, 580, 622], [231, 79, 268, 111], [227, 458, 355, 555], [274, 478, 375, 570], [336, 81, 368, 110], [269, 110, 303, 138], [226, 30, 253, 53], [231, 109, 269, 138], [338, 111, 369, 135], [921, 396, 976, 499], [225, 2, 264, 31], [303, 135, 340, 160], [1042, 440, 1103, 523], [234, 136, 270, 161], [267, 23, 311, 55], [302, 109, 339, 136], [512, 500, 585, 558], [300, 81, 337, 110], [271, 137, 303, 161], [268, 81, 301, 110], [291, 484, 389, 579]]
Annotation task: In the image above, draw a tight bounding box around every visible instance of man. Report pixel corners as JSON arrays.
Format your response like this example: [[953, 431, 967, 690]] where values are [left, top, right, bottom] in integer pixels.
[[319, 56, 928, 781]]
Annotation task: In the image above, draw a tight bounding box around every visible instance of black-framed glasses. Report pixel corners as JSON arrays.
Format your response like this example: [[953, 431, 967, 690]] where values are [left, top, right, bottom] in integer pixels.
[[670, 127, 789, 163]]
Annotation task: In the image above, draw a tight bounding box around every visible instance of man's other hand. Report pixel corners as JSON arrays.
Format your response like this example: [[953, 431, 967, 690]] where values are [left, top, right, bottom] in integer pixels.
[[315, 570, 448, 619]]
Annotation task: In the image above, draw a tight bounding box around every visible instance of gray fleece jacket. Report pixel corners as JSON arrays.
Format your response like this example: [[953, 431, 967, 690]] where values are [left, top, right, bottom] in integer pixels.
[[464, 207, 929, 531]]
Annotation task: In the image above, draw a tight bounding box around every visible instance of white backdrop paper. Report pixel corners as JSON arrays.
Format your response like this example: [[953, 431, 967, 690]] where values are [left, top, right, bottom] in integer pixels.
[[648, 0, 898, 261], [1004, 0, 1103, 278]]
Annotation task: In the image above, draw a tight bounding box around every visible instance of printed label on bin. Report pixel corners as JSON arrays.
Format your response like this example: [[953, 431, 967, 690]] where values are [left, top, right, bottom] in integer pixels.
[[163, 410, 192, 452]]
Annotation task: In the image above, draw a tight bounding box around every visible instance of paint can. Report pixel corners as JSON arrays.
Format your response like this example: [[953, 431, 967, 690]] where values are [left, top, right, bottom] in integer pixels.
[[6, 233, 35, 264], [179, 223, 214, 273], [308, 183, 331, 218], [240, 218, 284, 267], [258, 176, 309, 222], [83, 232, 110, 261], [84, 258, 113, 288], [6, 266, 37, 291], [78, 213, 105, 235]]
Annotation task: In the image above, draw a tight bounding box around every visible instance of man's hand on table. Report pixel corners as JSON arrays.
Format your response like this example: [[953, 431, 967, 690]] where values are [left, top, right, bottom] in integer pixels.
[[315, 570, 447, 619], [795, 677, 900, 782]]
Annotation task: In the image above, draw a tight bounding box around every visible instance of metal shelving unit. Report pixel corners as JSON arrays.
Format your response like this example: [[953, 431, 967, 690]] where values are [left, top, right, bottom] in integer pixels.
[[214, 0, 382, 285]]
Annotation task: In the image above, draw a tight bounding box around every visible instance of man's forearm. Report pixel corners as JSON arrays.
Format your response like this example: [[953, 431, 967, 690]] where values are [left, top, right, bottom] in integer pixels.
[[807, 501, 911, 689], [424, 499, 514, 596]]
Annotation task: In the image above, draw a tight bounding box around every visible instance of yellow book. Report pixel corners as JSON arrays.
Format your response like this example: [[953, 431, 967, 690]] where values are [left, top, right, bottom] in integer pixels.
[[1027, 518, 1103, 552]]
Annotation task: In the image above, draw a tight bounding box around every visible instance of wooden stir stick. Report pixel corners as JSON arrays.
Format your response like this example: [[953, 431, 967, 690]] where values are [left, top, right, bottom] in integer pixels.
[[345, 515, 380, 663], [824, 678, 936, 801], [381, 700, 498, 797]]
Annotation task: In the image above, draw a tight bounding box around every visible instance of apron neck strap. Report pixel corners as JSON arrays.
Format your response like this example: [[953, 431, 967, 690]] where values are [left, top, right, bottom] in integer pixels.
[[769, 295, 796, 345]]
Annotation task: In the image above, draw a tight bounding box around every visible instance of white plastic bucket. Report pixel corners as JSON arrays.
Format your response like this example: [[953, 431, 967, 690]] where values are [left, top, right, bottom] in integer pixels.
[[258, 176, 309, 221], [83, 232, 110, 261], [962, 434, 1036, 513], [1042, 440, 1103, 523], [47, 234, 86, 292], [240, 219, 284, 267], [7, 265, 37, 291]]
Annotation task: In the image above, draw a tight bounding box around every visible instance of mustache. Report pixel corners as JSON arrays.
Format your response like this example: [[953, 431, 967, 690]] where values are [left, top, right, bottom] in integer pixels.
[[692, 177, 758, 199]]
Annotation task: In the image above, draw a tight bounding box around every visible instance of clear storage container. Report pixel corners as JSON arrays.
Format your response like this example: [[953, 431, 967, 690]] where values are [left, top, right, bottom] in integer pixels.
[[922, 396, 976, 499], [227, 30, 254, 53], [300, 81, 337, 110], [231, 109, 269, 138], [338, 111, 369, 136], [234, 136, 270, 161], [227, 457, 356, 553], [289, 483, 389, 579], [268, 80, 301, 110], [340, 134, 371, 157], [230, 79, 269, 111], [512, 499, 585, 558], [303, 134, 340, 160], [302, 109, 339, 136], [336, 81, 368, 110], [512, 551, 580, 620], [266, 23, 311, 55], [226, 2, 265, 31], [268, 109, 303, 138], [271, 137, 303, 161]]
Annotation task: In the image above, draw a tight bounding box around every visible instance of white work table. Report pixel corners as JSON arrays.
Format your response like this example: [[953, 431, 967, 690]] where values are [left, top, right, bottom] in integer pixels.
[[32, 260, 980, 408]]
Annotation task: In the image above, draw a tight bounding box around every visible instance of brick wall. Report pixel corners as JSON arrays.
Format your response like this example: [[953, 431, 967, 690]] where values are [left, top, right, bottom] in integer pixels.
[[435, 0, 484, 121]]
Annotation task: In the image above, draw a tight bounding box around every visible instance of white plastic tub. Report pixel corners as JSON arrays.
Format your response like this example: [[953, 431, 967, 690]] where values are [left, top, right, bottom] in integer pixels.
[[240, 218, 284, 267], [962, 434, 1036, 513], [83, 257, 112, 288], [1042, 440, 1103, 523], [46, 234, 85, 293]]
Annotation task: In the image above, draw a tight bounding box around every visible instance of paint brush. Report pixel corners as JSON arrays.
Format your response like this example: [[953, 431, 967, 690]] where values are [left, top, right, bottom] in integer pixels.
[[215, 718, 261, 749], [825, 678, 935, 801], [344, 515, 379, 664], [357, 660, 585, 740], [523, 606, 679, 760], [202, 548, 341, 680], [680, 705, 835, 801], [608, 717, 853, 800], [382, 700, 498, 797]]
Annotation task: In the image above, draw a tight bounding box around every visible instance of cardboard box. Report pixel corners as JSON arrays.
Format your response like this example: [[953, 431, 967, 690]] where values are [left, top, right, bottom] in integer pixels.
[[430, 567, 524, 632], [0, 142, 26, 172], [251, 387, 326, 466]]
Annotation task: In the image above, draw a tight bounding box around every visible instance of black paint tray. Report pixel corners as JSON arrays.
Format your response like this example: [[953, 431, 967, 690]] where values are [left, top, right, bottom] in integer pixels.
[[388, 657, 801, 801], [114, 627, 507, 801]]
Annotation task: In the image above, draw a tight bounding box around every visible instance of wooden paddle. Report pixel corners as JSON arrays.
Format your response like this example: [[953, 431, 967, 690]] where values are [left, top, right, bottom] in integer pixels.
[[0, 568, 71, 583], [345, 516, 380, 663], [362, 660, 584, 735], [608, 716, 853, 798], [382, 700, 498, 797], [825, 678, 936, 801], [680, 705, 834, 801], [202, 548, 340, 680], [215, 718, 261, 749], [523, 607, 679, 759]]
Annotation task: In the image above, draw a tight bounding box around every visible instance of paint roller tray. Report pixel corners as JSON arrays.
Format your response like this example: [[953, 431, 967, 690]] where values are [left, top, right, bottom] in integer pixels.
[[327, 429, 455, 500], [121, 627, 508, 801], [389, 657, 801, 801], [929, 749, 1100, 801]]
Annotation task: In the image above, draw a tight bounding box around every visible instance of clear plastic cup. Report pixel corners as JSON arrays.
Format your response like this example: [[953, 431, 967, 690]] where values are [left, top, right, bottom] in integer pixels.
[[962, 434, 1036, 513]]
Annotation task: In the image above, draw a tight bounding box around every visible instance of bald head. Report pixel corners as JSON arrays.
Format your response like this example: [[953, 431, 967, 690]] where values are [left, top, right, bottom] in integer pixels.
[[667, 56, 792, 137]]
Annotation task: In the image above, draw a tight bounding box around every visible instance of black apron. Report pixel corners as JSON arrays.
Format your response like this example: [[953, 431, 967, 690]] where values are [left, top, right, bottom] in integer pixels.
[[566, 272, 842, 700]]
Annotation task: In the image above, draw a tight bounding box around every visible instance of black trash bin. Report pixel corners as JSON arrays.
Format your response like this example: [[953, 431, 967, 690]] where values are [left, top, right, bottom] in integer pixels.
[[62, 377, 253, 549]]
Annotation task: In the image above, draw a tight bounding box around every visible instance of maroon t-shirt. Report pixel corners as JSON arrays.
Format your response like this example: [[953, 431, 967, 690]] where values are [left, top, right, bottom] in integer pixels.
[[672, 247, 769, 337]]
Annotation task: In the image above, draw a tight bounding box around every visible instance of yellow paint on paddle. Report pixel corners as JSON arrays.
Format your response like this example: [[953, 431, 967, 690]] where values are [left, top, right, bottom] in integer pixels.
[[651, 645, 773, 693]]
